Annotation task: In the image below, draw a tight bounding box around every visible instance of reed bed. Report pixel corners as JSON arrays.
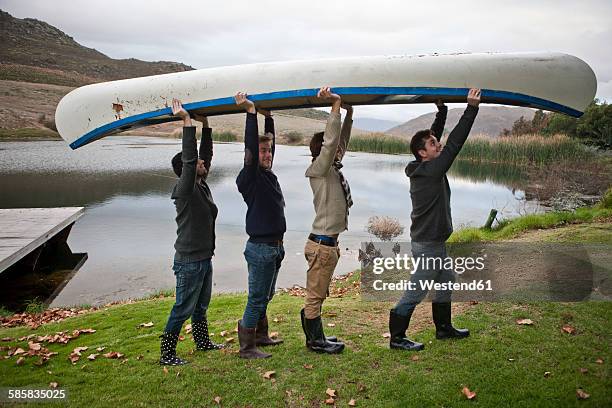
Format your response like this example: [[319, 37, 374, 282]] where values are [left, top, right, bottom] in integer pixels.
[[459, 134, 590, 165], [347, 133, 409, 154]]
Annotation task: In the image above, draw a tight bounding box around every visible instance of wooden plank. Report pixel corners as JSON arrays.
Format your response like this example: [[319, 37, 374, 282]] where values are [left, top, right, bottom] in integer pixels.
[[0, 207, 84, 273]]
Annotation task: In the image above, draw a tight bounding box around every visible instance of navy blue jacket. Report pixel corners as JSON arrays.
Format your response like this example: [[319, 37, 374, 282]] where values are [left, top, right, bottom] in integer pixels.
[[236, 113, 286, 242]]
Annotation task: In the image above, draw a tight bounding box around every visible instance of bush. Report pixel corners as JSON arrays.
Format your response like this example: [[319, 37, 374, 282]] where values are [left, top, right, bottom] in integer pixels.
[[366, 216, 405, 241]]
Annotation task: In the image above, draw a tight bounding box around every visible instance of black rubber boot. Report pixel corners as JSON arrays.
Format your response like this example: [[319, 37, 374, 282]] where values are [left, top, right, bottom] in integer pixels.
[[300, 309, 337, 346], [192, 320, 224, 351], [302, 313, 344, 354], [255, 315, 284, 346], [159, 332, 189, 365], [388, 310, 424, 351], [432, 302, 469, 340], [238, 320, 271, 359]]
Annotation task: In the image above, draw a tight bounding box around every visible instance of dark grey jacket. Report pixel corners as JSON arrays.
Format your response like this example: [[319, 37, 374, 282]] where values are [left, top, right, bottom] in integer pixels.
[[407, 105, 478, 242], [172, 126, 218, 261]]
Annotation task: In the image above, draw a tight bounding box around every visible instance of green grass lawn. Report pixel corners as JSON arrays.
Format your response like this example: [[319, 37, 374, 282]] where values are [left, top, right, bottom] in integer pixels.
[[0, 290, 610, 407], [1, 199, 610, 407]]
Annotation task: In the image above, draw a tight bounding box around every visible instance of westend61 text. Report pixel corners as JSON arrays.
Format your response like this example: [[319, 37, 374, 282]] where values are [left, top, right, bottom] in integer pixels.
[[372, 254, 486, 275], [372, 279, 493, 292]]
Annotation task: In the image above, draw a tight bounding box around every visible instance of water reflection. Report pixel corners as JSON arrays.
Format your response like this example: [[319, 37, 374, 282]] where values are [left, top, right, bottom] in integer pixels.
[[0, 137, 540, 306]]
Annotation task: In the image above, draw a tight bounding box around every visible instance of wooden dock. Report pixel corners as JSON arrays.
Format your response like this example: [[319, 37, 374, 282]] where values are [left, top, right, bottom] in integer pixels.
[[0, 207, 84, 274]]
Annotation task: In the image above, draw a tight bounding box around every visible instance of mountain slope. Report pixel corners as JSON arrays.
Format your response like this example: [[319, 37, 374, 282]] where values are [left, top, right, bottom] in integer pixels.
[[0, 9, 194, 85], [388, 106, 537, 138]]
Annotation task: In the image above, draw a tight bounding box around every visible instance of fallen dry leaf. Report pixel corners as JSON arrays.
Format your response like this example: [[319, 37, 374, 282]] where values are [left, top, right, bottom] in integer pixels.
[[103, 351, 124, 359], [28, 341, 42, 351], [49, 382, 58, 389], [327, 323, 336, 327], [68, 353, 80, 364], [325, 397, 335, 405], [516, 319, 533, 325], [576, 388, 590, 400], [185, 324, 192, 334], [96, 347, 105, 352], [225, 337, 235, 344], [462, 386, 476, 400], [303, 364, 313, 369], [213, 396, 221, 404], [87, 354, 98, 361], [138, 322, 154, 328], [136, 355, 144, 360], [263, 370, 276, 379], [13, 348, 26, 356], [544, 371, 551, 377], [411, 355, 420, 361], [561, 325, 576, 335], [382, 332, 391, 338], [163, 366, 169, 375], [16, 357, 25, 366], [273, 317, 281, 323], [595, 358, 603, 364], [579, 368, 588, 374], [349, 398, 357, 406], [72, 346, 88, 356], [326, 388, 337, 398], [269, 331, 279, 338], [357, 383, 367, 392], [1, 337, 13, 342], [220, 330, 229, 337]]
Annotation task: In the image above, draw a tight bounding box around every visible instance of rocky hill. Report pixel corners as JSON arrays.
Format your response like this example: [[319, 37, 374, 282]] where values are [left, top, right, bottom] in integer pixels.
[[387, 106, 537, 138], [0, 10, 194, 86]]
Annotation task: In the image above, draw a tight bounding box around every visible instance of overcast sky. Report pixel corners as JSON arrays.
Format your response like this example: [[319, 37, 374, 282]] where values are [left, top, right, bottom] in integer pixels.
[[2, 0, 610, 122]]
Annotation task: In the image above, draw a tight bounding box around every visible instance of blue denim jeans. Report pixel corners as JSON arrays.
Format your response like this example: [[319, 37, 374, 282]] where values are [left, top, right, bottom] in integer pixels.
[[164, 257, 213, 333], [241, 241, 285, 328], [392, 242, 455, 317]]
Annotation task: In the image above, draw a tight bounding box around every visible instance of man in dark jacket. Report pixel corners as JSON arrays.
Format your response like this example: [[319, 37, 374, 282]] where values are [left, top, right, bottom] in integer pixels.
[[235, 92, 286, 359], [159, 99, 222, 366], [388, 89, 481, 352]]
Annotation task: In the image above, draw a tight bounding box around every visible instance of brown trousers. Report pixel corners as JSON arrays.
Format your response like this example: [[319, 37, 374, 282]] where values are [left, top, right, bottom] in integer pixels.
[[304, 239, 340, 319]]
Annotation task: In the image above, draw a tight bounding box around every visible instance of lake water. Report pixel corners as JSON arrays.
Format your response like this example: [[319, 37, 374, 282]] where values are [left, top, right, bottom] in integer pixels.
[[0, 137, 539, 306]]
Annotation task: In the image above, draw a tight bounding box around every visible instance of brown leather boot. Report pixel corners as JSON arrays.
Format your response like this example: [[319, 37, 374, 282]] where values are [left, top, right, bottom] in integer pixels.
[[238, 320, 271, 359], [255, 315, 283, 346]]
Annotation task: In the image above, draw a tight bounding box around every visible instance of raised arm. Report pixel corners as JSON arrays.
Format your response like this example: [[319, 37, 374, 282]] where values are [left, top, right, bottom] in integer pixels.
[[235, 92, 258, 187], [258, 107, 276, 168], [428, 89, 481, 176], [305, 87, 342, 177], [172, 99, 197, 196], [430, 100, 448, 141], [194, 114, 212, 171], [337, 103, 353, 162]]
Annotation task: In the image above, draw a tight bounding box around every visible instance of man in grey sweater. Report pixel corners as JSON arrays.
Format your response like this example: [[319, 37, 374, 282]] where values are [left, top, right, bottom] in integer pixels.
[[389, 89, 481, 352], [159, 99, 222, 366]]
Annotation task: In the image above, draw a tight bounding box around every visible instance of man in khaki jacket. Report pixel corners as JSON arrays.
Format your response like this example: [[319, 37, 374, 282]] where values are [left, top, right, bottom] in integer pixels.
[[300, 87, 353, 354]]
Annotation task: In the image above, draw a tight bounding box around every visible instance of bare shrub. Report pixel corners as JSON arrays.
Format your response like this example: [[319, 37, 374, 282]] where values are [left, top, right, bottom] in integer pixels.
[[37, 113, 57, 131], [366, 216, 405, 241]]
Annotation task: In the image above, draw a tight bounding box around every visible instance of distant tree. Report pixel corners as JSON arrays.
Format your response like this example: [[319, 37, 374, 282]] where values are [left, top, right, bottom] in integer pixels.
[[543, 99, 611, 149], [543, 112, 577, 137], [576, 100, 612, 148], [500, 110, 549, 137]]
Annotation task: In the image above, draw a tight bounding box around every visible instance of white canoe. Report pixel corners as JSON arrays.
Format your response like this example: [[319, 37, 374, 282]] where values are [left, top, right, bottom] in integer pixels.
[[55, 52, 597, 149]]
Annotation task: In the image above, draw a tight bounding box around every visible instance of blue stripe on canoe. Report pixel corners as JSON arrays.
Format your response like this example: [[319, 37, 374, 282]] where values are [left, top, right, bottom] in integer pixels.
[[69, 86, 583, 149]]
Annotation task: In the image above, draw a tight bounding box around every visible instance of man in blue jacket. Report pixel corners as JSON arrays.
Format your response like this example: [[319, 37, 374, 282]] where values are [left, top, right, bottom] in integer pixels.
[[389, 89, 481, 352], [235, 92, 286, 359]]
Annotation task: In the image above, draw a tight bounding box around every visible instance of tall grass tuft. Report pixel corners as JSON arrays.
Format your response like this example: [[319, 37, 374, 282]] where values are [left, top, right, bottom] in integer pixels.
[[348, 133, 409, 154], [212, 131, 238, 142], [460, 134, 590, 165]]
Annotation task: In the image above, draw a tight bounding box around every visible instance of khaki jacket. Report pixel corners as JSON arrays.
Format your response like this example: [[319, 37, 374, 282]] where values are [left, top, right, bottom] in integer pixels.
[[305, 112, 353, 235]]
